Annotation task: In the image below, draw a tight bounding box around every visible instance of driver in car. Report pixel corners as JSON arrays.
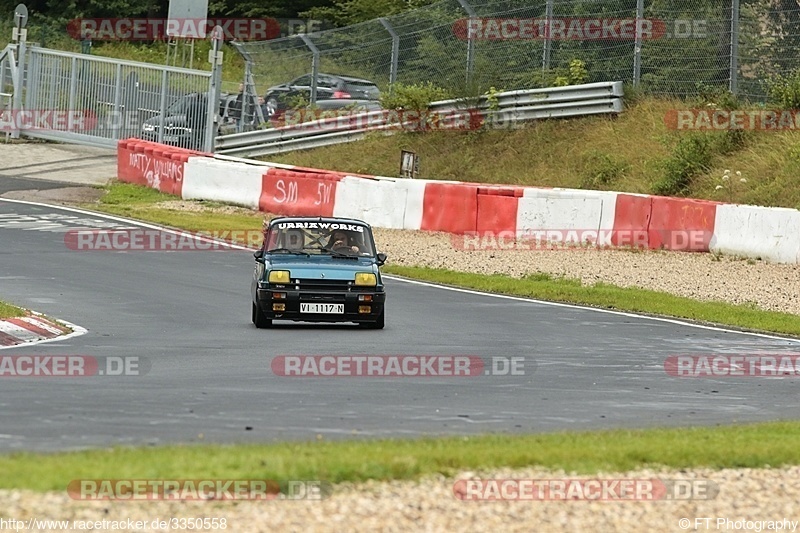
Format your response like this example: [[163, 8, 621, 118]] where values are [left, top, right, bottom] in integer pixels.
[[328, 230, 361, 253]]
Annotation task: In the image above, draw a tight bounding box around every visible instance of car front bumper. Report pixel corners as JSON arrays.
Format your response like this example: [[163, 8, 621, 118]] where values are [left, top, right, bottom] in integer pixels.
[[256, 287, 385, 323]]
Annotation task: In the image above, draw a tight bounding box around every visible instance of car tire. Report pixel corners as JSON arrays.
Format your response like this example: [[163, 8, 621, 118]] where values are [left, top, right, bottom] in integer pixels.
[[252, 301, 272, 329], [360, 309, 385, 330]]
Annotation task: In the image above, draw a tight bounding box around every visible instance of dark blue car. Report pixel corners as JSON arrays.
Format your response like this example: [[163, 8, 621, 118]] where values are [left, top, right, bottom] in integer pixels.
[[252, 217, 387, 329]]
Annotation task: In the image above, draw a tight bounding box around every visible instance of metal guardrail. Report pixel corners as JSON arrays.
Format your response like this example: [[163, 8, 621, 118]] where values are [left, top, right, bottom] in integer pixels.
[[215, 81, 624, 158]]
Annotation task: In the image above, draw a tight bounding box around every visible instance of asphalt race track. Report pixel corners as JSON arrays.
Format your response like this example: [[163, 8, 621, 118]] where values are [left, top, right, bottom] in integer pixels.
[[1, 195, 799, 453]]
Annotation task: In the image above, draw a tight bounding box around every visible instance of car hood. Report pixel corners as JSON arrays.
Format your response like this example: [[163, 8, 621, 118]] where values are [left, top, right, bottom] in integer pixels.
[[266, 256, 379, 279], [142, 115, 189, 127]]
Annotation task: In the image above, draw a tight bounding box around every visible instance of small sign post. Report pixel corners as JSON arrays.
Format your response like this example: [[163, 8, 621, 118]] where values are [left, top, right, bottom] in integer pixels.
[[400, 150, 419, 179]]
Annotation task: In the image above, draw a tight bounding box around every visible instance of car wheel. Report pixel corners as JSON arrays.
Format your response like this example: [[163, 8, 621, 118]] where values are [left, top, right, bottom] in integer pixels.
[[360, 309, 385, 330], [253, 301, 272, 329], [266, 96, 279, 117]]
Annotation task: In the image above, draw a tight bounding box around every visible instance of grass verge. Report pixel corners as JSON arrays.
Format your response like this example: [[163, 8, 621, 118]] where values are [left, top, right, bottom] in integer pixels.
[[90, 183, 264, 233], [0, 300, 25, 319], [2, 421, 800, 492], [383, 266, 800, 337]]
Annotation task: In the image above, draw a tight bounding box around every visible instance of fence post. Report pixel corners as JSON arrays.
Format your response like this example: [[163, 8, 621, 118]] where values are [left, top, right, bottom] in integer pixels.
[[11, 42, 25, 140], [378, 17, 399, 90], [456, 0, 476, 86], [112, 63, 122, 140], [0, 46, 7, 95], [157, 69, 168, 145], [729, 0, 739, 94], [229, 41, 263, 128], [633, 0, 643, 86], [67, 56, 78, 122], [543, 0, 553, 72], [23, 47, 37, 111], [299, 34, 320, 105], [206, 26, 224, 153]]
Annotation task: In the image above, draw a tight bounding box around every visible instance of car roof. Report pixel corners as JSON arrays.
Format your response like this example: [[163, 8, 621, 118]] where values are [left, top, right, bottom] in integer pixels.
[[335, 75, 377, 84], [269, 216, 372, 229], [302, 73, 376, 85]]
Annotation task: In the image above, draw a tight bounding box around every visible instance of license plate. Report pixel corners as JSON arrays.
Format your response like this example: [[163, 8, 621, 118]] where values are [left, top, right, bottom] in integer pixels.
[[300, 303, 344, 314]]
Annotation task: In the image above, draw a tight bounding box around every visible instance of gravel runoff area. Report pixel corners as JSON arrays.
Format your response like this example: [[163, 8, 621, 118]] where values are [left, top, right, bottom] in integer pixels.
[[372, 227, 800, 316], [3, 195, 799, 531], [1, 466, 799, 532]]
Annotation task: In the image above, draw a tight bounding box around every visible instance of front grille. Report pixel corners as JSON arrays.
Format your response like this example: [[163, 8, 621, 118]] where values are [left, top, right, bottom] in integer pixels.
[[295, 278, 353, 292]]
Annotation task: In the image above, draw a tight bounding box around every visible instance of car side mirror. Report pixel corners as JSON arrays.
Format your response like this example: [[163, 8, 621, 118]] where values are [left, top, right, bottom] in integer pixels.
[[254, 249, 264, 261], [376, 252, 387, 266]]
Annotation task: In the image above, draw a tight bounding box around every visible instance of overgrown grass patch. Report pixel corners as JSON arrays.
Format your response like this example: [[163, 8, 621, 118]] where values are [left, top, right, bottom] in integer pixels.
[[0, 300, 25, 319]]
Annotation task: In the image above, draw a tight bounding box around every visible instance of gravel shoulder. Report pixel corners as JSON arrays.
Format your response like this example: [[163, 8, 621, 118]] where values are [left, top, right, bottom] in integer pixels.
[[2, 466, 797, 532]]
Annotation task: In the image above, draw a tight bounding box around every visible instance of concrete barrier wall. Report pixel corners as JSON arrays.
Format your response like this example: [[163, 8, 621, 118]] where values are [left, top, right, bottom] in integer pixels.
[[117, 139, 800, 263]]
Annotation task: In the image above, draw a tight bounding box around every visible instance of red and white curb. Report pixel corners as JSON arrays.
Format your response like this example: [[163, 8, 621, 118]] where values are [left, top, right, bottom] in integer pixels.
[[0, 312, 87, 349]]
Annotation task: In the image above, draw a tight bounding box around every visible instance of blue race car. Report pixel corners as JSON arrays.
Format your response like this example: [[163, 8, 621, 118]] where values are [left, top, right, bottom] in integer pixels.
[[252, 217, 386, 329]]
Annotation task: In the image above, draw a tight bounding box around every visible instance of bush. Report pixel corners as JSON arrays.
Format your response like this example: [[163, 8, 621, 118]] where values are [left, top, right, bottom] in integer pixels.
[[653, 134, 714, 196], [653, 130, 748, 197], [764, 70, 800, 109], [380, 81, 452, 112], [553, 59, 588, 87], [579, 151, 628, 189], [694, 82, 741, 111]]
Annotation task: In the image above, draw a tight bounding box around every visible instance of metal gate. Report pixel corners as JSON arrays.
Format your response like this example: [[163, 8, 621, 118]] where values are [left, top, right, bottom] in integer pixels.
[[2, 36, 223, 152]]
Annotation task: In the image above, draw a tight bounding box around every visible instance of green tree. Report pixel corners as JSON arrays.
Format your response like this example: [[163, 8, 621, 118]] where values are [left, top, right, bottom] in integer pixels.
[[302, 0, 437, 27]]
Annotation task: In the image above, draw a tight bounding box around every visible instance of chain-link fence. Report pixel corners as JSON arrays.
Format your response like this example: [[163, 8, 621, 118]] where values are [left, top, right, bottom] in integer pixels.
[[236, 0, 796, 105]]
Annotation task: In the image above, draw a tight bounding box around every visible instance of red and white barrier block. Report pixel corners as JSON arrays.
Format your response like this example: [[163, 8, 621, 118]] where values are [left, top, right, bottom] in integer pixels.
[[116, 139, 800, 264]]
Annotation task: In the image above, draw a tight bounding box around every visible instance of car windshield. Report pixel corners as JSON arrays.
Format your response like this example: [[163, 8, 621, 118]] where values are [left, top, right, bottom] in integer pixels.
[[166, 98, 190, 115], [166, 95, 207, 115], [265, 221, 376, 257]]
